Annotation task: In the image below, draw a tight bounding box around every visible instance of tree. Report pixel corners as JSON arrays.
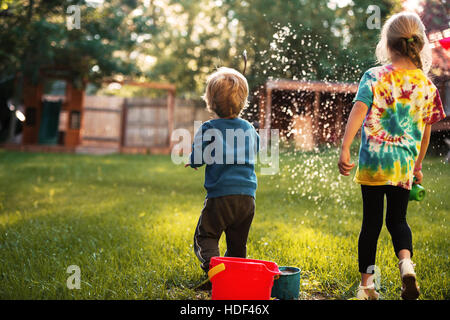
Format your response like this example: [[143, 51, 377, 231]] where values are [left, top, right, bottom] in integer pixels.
[[0, 0, 403, 99], [136, 0, 401, 97], [0, 0, 157, 89]]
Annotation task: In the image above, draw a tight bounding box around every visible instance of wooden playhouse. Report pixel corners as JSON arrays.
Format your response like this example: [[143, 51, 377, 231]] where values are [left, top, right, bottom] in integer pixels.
[[258, 79, 358, 150]]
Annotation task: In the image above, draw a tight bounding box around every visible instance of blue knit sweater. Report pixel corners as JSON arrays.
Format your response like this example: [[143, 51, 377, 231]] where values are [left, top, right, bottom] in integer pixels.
[[189, 118, 259, 198]]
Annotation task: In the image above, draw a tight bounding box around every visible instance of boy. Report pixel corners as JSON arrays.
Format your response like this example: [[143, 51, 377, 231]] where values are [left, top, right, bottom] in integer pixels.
[[186, 67, 259, 274]]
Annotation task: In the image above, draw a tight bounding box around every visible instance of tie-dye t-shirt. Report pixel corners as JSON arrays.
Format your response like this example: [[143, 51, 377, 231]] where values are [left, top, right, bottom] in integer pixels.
[[353, 65, 446, 190]]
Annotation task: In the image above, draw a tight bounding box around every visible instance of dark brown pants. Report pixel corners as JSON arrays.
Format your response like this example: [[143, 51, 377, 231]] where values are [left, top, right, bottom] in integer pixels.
[[193, 195, 255, 272]]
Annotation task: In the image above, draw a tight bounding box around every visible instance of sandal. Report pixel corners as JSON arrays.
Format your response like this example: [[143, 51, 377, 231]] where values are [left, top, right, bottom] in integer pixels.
[[356, 282, 380, 300]]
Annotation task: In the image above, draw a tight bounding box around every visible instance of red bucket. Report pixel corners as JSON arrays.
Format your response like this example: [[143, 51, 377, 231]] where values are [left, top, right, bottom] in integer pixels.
[[208, 257, 281, 300]]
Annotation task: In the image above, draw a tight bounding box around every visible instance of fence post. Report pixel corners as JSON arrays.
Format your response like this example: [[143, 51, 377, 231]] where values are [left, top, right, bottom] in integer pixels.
[[120, 98, 128, 150], [167, 89, 175, 149]]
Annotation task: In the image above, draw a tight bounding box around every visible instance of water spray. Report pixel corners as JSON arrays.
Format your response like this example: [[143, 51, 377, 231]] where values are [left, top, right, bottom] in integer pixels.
[[242, 50, 247, 75]]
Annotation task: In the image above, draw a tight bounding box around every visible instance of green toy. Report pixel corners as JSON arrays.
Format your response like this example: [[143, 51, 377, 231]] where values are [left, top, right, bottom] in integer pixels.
[[409, 180, 425, 201]]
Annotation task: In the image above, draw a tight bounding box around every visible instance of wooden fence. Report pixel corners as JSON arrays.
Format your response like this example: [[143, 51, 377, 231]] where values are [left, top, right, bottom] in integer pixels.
[[77, 96, 211, 154], [80, 96, 123, 152]]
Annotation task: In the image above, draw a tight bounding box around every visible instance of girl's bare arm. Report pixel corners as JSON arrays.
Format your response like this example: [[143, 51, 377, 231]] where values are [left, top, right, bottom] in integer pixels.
[[338, 101, 368, 176], [413, 124, 432, 184], [416, 124, 431, 166]]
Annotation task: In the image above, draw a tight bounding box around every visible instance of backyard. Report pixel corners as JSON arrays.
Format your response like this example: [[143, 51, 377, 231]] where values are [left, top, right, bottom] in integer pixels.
[[0, 149, 448, 300]]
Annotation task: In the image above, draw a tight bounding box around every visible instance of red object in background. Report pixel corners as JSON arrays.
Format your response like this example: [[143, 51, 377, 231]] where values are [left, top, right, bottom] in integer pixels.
[[439, 37, 450, 50]]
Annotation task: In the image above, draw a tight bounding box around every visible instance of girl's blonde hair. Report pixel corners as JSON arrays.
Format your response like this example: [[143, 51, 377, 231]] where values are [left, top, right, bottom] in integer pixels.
[[202, 67, 249, 118], [376, 12, 432, 74]]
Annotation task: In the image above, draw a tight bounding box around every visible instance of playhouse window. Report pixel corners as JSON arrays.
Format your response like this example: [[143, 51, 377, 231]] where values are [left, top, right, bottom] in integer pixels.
[[42, 79, 67, 104], [44, 79, 67, 96], [70, 111, 81, 129]]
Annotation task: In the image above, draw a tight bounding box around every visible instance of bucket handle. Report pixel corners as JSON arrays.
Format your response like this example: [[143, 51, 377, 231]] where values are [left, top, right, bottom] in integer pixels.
[[208, 262, 280, 280], [208, 263, 226, 280]]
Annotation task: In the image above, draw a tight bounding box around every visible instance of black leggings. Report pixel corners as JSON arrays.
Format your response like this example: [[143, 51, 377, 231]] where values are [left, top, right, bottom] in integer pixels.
[[359, 185, 413, 274]]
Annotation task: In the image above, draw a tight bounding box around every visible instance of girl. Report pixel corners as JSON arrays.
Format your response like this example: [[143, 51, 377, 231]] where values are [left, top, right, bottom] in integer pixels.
[[338, 12, 445, 300]]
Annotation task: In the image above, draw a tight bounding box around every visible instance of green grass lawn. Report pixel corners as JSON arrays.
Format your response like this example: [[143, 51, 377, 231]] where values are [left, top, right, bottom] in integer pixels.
[[0, 149, 448, 300]]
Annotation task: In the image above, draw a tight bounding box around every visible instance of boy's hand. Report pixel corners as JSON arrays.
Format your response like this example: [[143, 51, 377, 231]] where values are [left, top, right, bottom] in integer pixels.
[[413, 170, 423, 184], [184, 163, 198, 171], [338, 147, 355, 176]]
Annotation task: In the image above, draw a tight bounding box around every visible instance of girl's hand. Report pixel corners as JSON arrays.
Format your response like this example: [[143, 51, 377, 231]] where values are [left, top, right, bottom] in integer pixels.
[[413, 170, 423, 184], [337, 101, 368, 177], [184, 163, 198, 171], [338, 148, 355, 176]]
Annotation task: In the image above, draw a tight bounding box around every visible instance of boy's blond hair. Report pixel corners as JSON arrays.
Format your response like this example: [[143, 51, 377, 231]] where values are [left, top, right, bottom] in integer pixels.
[[203, 67, 249, 118]]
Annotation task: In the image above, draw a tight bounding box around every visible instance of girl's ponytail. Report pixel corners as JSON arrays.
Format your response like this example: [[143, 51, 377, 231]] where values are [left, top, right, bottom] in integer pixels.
[[376, 12, 432, 74], [388, 35, 424, 70]]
